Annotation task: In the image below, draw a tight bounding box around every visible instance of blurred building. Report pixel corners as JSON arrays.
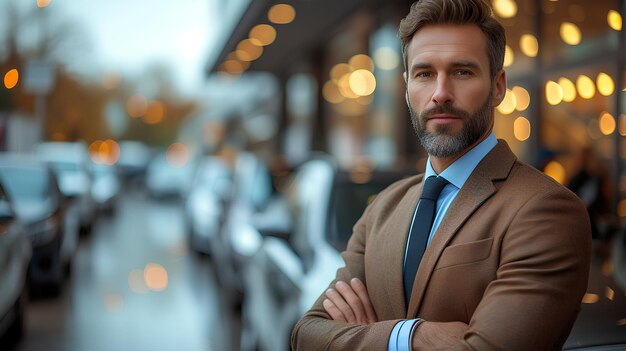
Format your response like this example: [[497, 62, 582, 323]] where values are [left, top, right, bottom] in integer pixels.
[[205, 0, 626, 228]]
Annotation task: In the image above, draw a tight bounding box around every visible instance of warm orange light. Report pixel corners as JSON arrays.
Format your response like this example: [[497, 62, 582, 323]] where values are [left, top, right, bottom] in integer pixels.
[[322, 81, 344, 104], [620, 115, 626, 136], [545, 80, 563, 105], [337, 73, 359, 99], [127, 94, 148, 118], [100, 139, 120, 165], [558, 77, 577, 102], [143, 100, 165, 124], [560, 22, 582, 45], [582, 293, 599, 304], [37, 0, 51, 8], [222, 59, 245, 75], [503, 45, 514, 67], [543, 161, 566, 184], [348, 69, 376, 96], [512, 86, 530, 111], [143, 263, 168, 291], [249, 24, 276, 46], [89, 140, 103, 164], [349, 54, 374, 72], [268, 4, 296, 24], [497, 89, 517, 114], [4, 69, 19, 89], [596, 72, 615, 96], [330, 63, 352, 83], [608, 10, 622, 31], [236, 39, 263, 61], [606, 287, 615, 301], [577, 75, 596, 99], [166, 143, 189, 168], [599, 112, 616, 135], [520, 34, 538, 57], [514, 116, 531, 141]]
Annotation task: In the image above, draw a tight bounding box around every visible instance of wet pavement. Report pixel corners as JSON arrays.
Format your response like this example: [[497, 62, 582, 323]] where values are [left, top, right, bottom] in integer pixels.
[[12, 191, 239, 351]]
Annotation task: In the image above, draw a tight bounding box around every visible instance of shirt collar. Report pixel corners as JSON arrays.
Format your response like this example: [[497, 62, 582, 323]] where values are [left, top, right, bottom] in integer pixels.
[[424, 131, 498, 189]]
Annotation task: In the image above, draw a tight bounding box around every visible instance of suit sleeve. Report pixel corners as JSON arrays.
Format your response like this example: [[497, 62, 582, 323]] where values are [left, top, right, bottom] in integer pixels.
[[291, 196, 403, 351], [444, 186, 592, 351]]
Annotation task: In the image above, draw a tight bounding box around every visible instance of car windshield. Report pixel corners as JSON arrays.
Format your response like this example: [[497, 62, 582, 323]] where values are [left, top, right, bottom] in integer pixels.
[[0, 167, 51, 201]]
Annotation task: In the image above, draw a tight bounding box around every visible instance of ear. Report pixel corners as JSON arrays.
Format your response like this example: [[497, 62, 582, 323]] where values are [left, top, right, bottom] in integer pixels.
[[492, 69, 507, 106]]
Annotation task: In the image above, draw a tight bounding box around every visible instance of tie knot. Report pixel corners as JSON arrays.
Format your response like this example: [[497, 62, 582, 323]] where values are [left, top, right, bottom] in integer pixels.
[[420, 176, 448, 201]]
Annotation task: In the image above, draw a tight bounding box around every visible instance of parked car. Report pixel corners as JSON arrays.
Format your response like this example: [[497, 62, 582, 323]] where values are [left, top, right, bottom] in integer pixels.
[[145, 151, 195, 199], [89, 163, 121, 214], [117, 140, 152, 185], [241, 157, 411, 351], [184, 155, 233, 255], [0, 154, 77, 293], [0, 181, 31, 345], [210, 151, 289, 300], [35, 142, 96, 234]]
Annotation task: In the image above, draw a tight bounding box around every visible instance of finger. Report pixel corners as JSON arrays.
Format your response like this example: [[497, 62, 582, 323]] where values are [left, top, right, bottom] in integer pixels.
[[351, 278, 378, 323], [322, 299, 346, 322], [335, 281, 367, 324], [325, 288, 356, 323]]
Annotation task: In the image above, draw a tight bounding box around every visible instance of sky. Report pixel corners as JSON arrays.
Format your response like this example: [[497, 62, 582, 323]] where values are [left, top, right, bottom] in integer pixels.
[[55, 0, 219, 97]]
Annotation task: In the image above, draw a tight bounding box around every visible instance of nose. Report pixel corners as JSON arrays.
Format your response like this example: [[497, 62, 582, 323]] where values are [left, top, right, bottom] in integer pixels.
[[432, 76, 453, 105]]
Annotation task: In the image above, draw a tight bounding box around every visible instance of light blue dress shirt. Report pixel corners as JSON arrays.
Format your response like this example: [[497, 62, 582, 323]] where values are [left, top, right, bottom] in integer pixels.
[[388, 132, 497, 351]]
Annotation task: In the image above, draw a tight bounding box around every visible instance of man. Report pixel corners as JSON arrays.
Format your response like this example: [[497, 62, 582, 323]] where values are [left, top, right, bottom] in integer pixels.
[[291, 0, 592, 350]]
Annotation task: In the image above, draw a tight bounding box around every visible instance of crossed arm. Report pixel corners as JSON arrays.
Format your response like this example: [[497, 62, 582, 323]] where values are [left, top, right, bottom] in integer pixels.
[[323, 278, 467, 350]]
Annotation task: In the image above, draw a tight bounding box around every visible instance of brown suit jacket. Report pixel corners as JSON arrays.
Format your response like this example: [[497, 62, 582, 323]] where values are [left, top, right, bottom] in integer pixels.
[[291, 140, 591, 350]]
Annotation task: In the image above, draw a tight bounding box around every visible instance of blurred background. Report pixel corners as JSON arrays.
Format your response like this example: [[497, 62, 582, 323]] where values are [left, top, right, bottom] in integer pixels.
[[0, 0, 625, 350]]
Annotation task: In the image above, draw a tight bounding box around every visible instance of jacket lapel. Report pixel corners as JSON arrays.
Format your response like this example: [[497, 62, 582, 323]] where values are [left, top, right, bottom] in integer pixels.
[[406, 140, 517, 317]]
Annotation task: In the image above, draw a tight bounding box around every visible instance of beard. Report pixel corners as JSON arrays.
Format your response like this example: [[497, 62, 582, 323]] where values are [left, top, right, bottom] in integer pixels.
[[409, 92, 493, 158]]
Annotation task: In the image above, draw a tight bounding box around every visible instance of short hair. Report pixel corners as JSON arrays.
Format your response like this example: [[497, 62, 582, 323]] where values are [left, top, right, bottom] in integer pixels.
[[399, 0, 506, 80]]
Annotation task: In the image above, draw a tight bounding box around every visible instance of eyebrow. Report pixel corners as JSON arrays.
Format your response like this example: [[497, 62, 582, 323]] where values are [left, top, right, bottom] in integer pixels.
[[410, 60, 481, 75]]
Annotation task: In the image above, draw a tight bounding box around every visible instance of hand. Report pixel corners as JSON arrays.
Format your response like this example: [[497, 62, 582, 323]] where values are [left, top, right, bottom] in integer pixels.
[[323, 278, 378, 325]]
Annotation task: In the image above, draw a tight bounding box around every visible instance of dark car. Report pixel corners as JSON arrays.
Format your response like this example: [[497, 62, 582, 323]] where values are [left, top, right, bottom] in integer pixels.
[[0, 155, 72, 293], [0, 182, 31, 346]]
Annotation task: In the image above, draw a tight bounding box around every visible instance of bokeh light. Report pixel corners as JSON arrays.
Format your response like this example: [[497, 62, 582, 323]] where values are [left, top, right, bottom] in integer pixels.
[[576, 75, 596, 99], [545, 80, 563, 105], [497, 89, 517, 114], [520, 34, 538, 57], [143, 100, 165, 124], [582, 293, 599, 304], [503, 45, 514, 67], [236, 39, 263, 61], [544, 161, 566, 184], [348, 69, 376, 96], [349, 54, 374, 72], [558, 77, 577, 102], [596, 72, 615, 96], [493, 0, 517, 19], [249, 24, 276, 46], [511, 86, 530, 111], [36, 0, 51, 8], [608, 10, 622, 31], [143, 263, 168, 291], [514, 116, 531, 141], [560, 22, 582, 45], [4, 69, 19, 89], [599, 112, 616, 135], [322, 81, 344, 104], [268, 4, 296, 24]]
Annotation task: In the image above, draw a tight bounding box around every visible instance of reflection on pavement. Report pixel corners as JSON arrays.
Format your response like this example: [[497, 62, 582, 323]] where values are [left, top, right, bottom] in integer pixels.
[[13, 191, 239, 351]]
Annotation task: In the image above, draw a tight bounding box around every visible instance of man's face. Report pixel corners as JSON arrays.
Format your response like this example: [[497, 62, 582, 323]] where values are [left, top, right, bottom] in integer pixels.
[[404, 24, 505, 158]]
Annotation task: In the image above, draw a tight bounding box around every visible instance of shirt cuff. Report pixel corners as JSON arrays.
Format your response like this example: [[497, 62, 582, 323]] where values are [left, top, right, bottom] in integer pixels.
[[388, 319, 422, 351]]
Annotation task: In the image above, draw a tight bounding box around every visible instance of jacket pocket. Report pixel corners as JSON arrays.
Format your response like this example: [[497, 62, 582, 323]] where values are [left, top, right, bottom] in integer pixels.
[[435, 238, 493, 270]]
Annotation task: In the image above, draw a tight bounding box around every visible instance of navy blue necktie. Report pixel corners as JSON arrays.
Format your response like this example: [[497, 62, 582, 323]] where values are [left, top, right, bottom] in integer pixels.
[[403, 176, 449, 303]]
